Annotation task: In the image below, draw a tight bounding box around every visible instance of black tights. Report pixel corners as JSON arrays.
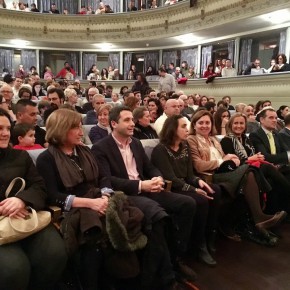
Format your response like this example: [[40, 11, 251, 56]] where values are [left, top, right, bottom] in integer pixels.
[[243, 171, 272, 223]]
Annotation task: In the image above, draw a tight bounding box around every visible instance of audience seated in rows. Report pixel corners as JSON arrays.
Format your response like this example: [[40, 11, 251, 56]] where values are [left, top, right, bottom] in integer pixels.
[[187, 110, 286, 241]]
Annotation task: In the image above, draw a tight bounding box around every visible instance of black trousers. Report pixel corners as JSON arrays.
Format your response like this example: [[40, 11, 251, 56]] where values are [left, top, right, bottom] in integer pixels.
[[128, 192, 195, 287], [0, 224, 67, 290], [179, 183, 221, 248], [134, 191, 196, 254]]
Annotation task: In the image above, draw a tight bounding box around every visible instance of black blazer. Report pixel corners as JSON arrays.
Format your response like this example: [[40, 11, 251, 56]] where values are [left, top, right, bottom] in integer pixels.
[[278, 127, 290, 151], [249, 127, 288, 165], [91, 135, 162, 195]]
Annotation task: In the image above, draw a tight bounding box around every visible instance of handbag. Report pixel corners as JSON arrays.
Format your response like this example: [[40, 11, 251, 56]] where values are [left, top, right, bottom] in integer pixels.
[[0, 177, 51, 245]]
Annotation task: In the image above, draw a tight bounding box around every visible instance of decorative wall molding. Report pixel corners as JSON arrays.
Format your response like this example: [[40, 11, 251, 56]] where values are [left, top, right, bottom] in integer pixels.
[[0, 0, 289, 48]]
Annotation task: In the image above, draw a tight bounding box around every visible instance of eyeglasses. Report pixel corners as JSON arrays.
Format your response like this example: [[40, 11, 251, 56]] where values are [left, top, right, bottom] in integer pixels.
[[1, 90, 13, 93], [95, 102, 105, 105]]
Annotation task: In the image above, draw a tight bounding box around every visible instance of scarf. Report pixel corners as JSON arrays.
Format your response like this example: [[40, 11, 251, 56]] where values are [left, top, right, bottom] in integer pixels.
[[48, 145, 99, 189], [226, 133, 255, 161]]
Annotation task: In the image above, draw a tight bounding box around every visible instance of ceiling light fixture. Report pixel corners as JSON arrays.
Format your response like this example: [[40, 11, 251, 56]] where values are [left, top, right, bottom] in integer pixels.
[[93, 43, 114, 50], [11, 39, 29, 47], [174, 33, 202, 43]]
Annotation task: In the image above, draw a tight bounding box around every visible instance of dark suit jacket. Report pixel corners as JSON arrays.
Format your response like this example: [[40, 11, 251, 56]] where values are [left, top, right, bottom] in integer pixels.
[[249, 127, 288, 165], [85, 110, 97, 125], [278, 127, 290, 150], [91, 135, 162, 195]]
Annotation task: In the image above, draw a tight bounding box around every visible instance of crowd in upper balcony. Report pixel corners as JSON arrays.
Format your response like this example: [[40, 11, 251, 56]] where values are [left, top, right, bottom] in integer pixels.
[[1, 52, 290, 89], [0, 0, 182, 14]]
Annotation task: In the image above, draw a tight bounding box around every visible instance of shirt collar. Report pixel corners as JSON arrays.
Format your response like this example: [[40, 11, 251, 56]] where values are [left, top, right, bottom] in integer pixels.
[[112, 132, 132, 148], [261, 126, 273, 136]]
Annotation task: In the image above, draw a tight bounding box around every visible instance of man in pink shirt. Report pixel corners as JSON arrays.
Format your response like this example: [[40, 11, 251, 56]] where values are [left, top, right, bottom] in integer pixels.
[[92, 106, 198, 290]]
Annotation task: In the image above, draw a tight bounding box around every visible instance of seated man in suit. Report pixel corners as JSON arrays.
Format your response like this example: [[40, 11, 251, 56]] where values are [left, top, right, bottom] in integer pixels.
[[250, 107, 290, 213], [92, 106, 197, 290], [250, 107, 290, 165], [279, 113, 290, 150]]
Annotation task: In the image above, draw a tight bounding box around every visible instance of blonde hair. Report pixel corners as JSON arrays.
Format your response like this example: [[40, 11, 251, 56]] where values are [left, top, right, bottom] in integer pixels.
[[226, 112, 247, 135], [46, 109, 82, 146], [64, 88, 77, 100]]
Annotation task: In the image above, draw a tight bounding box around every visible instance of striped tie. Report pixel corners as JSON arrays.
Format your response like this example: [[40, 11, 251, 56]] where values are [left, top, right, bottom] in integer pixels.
[[267, 132, 276, 154]]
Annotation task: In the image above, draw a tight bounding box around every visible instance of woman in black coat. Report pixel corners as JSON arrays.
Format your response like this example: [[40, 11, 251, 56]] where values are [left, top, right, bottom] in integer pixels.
[[0, 109, 66, 290], [133, 106, 158, 139], [131, 73, 150, 98]]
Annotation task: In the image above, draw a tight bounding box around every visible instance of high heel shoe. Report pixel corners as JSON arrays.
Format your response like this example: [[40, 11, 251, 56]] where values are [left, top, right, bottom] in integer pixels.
[[255, 211, 287, 233], [198, 243, 217, 267]]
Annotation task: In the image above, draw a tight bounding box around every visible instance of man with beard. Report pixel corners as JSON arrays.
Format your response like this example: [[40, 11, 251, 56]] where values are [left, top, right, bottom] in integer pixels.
[[43, 88, 65, 124]]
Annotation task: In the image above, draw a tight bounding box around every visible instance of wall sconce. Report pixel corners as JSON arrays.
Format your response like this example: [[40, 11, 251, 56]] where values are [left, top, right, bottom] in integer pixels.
[[43, 26, 47, 34], [127, 25, 130, 34], [165, 20, 168, 30]]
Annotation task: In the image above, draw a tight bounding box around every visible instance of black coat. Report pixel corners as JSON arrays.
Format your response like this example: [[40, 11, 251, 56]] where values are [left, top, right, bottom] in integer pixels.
[[0, 148, 47, 210], [279, 127, 290, 151], [91, 135, 161, 195], [133, 124, 158, 140], [131, 81, 150, 97]]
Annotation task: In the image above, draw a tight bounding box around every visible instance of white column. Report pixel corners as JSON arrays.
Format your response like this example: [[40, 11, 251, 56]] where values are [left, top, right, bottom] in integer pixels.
[[78, 0, 81, 12], [234, 37, 240, 71], [120, 0, 124, 12], [196, 45, 202, 78], [159, 49, 163, 67], [285, 27, 290, 61], [79, 51, 83, 79], [36, 49, 40, 75], [120, 51, 124, 74]]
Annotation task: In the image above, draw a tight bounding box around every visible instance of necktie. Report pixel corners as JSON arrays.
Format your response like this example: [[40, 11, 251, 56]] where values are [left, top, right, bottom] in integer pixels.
[[267, 132, 276, 154]]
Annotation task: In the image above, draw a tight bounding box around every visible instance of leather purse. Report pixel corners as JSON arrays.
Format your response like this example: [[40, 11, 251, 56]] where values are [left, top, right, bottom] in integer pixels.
[[0, 177, 51, 245]]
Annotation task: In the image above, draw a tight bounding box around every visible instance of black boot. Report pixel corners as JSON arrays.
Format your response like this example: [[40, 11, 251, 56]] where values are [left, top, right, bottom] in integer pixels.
[[207, 230, 217, 254], [198, 243, 217, 267]]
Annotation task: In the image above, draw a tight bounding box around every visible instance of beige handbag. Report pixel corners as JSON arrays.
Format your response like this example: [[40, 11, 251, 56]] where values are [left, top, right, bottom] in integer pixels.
[[0, 177, 51, 245]]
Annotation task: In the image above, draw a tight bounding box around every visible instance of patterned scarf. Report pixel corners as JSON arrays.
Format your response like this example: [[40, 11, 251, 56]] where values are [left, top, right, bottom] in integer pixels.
[[226, 133, 255, 161]]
